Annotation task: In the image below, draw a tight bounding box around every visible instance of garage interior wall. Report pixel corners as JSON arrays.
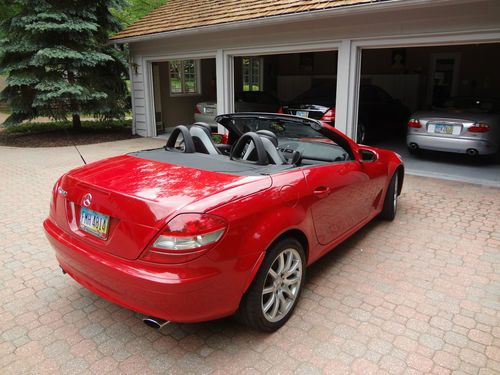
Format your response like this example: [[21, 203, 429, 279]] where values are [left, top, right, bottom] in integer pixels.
[[361, 43, 500, 113], [233, 52, 338, 101]]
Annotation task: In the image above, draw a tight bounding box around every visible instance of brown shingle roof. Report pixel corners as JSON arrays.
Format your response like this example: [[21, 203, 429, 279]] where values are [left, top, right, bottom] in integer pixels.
[[112, 0, 382, 41]]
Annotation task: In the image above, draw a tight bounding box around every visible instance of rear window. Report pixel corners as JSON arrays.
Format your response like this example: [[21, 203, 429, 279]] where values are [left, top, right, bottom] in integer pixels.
[[236, 91, 279, 105], [292, 83, 336, 103], [441, 98, 500, 113]]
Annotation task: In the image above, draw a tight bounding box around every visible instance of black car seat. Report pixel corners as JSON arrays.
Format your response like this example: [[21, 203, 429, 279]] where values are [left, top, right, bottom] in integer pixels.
[[246, 130, 286, 165], [189, 123, 221, 155]]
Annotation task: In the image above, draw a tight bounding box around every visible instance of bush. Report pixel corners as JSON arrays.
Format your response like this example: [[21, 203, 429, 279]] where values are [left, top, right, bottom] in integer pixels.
[[4, 119, 132, 134]]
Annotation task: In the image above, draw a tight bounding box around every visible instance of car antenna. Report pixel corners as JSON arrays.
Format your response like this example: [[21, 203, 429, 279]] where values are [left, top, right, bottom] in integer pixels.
[[64, 128, 87, 165]]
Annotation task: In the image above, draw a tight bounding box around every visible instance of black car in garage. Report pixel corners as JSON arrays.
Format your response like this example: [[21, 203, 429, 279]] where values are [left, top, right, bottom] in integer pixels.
[[280, 82, 410, 143]]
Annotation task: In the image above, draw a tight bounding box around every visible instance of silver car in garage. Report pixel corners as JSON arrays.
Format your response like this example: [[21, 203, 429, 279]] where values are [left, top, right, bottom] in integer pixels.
[[407, 97, 500, 157]]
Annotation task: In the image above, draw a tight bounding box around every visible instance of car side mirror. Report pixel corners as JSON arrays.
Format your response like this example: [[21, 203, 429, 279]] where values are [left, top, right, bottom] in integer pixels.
[[359, 148, 378, 162]]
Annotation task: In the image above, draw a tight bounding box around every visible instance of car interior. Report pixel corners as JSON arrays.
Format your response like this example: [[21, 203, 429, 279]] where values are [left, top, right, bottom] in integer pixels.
[[130, 116, 354, 175]]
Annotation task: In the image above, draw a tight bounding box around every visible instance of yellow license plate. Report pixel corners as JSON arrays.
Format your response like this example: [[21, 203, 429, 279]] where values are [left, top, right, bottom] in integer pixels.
[[80, 207, 110, 240], [434, 124, 454, 134]]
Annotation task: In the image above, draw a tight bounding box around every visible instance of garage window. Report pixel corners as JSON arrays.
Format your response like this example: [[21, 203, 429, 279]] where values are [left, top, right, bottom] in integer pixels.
[[242, 57, 263, 91], [169, 60, 200, 95]]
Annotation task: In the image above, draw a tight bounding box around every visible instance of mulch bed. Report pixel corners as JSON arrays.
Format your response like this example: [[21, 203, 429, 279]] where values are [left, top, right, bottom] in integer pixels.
[[0, 127, 139, 147]]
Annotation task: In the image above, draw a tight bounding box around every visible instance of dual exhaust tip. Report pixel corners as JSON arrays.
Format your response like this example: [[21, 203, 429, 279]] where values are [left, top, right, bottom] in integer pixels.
[[142, 316, 170, 329]]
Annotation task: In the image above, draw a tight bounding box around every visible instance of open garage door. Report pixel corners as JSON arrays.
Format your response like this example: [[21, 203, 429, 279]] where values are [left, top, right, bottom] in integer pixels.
[[360, 43, 500, 186], [231, 51, 339, 124], [151, 58, 217, 135]]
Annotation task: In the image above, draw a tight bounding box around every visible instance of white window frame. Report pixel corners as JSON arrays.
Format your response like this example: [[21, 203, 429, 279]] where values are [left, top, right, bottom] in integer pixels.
[[168, 59, 201, 96], [242, 57, 264, 91]]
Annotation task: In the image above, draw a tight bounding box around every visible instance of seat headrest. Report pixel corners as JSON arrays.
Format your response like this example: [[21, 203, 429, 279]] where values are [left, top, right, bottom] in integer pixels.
[[256, 130, 278, 147], [192, 122, 212, 137]]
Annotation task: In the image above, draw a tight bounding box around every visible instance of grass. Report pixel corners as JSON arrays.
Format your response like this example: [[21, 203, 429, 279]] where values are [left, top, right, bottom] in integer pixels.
[[4, 119, 132, 134]]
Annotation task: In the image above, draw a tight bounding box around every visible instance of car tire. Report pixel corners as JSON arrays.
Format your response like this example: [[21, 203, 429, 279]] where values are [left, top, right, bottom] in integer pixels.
[[380, 173, 398, 221], [236, 238, 306, 332], [408, 146, 419, 155]]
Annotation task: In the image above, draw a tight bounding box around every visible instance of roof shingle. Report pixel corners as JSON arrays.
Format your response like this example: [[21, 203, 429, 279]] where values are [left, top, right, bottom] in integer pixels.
[[112, 0, 382, 41]]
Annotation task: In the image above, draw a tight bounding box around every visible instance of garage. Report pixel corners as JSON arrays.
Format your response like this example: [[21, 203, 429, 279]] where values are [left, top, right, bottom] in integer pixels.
[[217, 44, 500, 186], [114, 0, 500, 186], [359, 43, 500, 185]]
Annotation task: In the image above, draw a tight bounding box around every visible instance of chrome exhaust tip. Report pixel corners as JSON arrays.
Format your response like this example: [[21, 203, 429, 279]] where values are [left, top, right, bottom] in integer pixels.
[[466, 148, 479, 157], [142, 317, 170, 329]]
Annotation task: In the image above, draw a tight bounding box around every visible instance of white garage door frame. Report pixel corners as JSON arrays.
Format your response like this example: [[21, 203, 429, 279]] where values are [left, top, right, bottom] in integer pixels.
[[220, 41, 342, 132], [141, 50, 218, 137]]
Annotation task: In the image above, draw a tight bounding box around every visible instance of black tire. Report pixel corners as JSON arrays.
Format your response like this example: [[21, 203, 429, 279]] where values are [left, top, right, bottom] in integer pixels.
[[380, 173, 398, 220], [236, 238, 306, 332], [408, 146, 418, 155]]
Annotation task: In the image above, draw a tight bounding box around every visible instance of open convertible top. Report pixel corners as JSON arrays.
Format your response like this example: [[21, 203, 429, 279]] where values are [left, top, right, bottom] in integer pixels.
[[129, 113, 356, 176]]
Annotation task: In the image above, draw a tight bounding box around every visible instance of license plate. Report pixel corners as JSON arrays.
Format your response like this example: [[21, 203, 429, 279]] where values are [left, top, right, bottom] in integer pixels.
[[80, 207, 110, 240], [433, 124, 455, 134], [296, 111, 309, 118], [204, 108, 215, 114]]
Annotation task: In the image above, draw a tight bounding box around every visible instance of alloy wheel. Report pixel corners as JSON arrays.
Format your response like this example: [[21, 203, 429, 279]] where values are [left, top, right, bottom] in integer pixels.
[[261, 248, 303, 322]]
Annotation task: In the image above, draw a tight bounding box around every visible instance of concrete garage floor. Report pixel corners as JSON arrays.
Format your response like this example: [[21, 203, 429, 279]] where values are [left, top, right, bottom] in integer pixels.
[[372, 138, 500, 188], [1, 139, 500, 374]]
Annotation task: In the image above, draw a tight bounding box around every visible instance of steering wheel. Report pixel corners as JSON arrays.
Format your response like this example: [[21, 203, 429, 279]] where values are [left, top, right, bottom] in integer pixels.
[[230, 132, 268, 165]]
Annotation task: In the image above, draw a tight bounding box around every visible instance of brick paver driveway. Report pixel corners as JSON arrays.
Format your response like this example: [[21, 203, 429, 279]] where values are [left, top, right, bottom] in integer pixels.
[[1, 139, 499, 375]]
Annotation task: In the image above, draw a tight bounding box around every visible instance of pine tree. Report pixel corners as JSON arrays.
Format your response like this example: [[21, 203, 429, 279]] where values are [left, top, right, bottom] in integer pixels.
[[0, 0, 129, 129]]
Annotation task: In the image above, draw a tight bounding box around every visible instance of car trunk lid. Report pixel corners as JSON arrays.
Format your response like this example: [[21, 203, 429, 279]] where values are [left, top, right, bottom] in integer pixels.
[[52, 155, 271, 260]]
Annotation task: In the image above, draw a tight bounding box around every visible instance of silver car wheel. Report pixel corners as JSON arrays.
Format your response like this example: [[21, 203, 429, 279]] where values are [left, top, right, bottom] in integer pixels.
[[261, 248, 303, 323]]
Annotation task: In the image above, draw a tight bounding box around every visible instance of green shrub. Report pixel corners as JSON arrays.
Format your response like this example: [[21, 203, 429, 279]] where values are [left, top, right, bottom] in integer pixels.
[[4, 119, 132, 134]]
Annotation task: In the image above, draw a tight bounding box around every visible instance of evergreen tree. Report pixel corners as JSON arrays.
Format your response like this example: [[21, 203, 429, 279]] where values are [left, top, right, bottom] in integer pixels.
[[0, 0, 129, 129], [113, 0, 166, 27]]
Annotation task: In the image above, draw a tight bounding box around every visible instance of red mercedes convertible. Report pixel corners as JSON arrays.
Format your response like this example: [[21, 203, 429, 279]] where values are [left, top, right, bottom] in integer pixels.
[[44, 113, 404, 332]]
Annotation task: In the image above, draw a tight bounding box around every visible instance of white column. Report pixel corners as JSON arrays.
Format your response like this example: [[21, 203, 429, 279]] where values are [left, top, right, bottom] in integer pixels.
[[142, 59, 154, 138], [216, 50, 235, 133], [335, 39, 362, 140]]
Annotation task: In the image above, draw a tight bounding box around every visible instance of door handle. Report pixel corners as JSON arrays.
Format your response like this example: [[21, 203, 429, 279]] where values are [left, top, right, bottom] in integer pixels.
[[313, 186, 332, 198]]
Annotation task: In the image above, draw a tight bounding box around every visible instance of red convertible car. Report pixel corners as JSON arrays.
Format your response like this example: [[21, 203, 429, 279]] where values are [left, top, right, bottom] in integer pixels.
[[44, 113, 404, 332]]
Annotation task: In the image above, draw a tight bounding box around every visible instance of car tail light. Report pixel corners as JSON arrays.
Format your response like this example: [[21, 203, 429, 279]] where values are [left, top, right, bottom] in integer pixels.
[[141, 213, 228, 264], [320, 108, 336, 123], [221, 133, 229, 144], [277, 106, 284, 114], [468, 122, 490, 133], [194, 105, 202, 114], [408, 119, 422, 128]]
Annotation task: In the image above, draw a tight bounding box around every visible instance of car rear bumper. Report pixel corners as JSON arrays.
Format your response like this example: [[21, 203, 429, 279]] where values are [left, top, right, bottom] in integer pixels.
[[407, 134, 498, 155], [43, 218, 247, 323]]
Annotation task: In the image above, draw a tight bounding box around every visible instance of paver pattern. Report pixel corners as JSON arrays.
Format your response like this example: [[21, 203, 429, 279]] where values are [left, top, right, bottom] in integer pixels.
[[1, 139, 499, 374]]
